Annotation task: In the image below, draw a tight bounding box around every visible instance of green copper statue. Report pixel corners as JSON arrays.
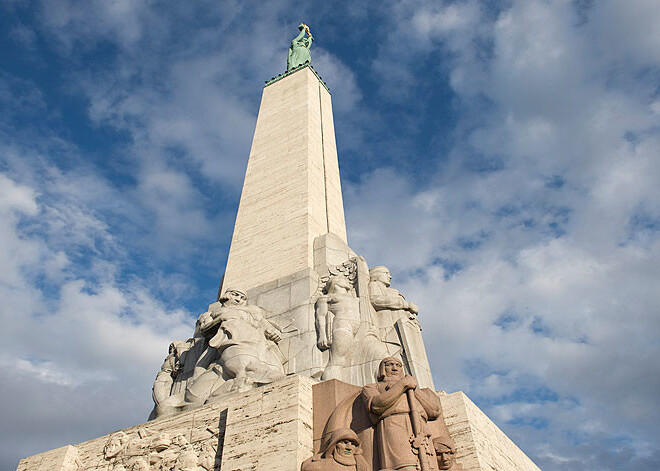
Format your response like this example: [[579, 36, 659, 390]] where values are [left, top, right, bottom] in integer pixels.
[[287, 23, 313, 72]]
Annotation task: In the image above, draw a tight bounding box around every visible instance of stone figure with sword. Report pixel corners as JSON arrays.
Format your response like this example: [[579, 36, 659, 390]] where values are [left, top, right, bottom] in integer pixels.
[[361, 357, 442, 471]]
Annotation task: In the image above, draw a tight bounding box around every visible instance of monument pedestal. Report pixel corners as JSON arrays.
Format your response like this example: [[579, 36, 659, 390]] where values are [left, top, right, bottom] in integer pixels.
[[17, 377, 540, 471], [18, 375, 314, 471]]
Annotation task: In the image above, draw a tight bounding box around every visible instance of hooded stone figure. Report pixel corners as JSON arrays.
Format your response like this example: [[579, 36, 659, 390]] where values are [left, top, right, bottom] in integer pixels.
[[301, 428, 369, 471]]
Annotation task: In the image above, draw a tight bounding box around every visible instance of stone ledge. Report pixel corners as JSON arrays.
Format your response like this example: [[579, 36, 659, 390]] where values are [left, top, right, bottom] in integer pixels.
[[265, 64, 330, 93]]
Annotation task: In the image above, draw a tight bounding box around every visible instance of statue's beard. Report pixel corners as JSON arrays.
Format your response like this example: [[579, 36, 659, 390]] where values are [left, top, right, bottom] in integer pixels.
[[383, 372, 404, 384], [333, 449, 356, 466]]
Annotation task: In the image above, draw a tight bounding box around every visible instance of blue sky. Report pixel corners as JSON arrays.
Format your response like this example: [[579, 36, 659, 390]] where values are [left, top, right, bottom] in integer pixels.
[[1, 1, 660, 470]]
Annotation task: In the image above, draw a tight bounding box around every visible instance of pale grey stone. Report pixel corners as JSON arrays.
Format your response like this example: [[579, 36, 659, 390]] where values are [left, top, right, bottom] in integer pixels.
[[313, 233, 356, 276], [315, 274, 361, 380], [255, 284, 291, 314], [396, 318, 435, 390], [439, 391, 542, 471]]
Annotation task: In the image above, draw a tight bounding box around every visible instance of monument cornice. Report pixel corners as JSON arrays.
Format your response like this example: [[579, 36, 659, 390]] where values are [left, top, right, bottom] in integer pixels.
[[265, 63, 330, 93]]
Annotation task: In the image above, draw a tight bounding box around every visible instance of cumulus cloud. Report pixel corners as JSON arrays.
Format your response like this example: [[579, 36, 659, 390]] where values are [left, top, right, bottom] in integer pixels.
[[0, 172, 192, 465], [346, 1, 660, 469]]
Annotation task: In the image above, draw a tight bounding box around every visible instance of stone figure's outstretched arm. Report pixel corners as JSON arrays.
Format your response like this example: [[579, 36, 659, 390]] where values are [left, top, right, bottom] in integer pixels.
[[263, 319, 282, 342], [315, 297, 330, 350]]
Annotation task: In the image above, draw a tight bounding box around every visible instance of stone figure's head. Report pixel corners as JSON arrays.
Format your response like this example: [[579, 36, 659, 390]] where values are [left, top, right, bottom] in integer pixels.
[[369, 266, 391, 287], [174, 449, 199, 470], [150, 432, 171, 452], [326, 274, 352, 294], [103, 432, 127, 459], [219, 289, 247, 306], [433, 438, 456, 470], [377, 357, 404, 382], [130, 458, 150, 471], [172, 433, 189, 447], [168, 340, 186, 355], [321, 428, 363, 467]]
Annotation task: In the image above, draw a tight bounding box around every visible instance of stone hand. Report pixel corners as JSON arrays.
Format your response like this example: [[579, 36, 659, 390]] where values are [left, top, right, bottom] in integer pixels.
[[407, 302, 419, 314], [265, 327, 282, 342], [401, 375, 418, 391], [317, 336, 330, 350]]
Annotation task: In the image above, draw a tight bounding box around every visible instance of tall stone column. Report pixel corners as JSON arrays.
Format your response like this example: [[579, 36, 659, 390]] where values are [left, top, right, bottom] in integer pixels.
[[222, 66, 347, 293]]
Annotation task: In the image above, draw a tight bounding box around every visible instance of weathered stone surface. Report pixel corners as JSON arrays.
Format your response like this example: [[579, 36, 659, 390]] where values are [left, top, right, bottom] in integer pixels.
[[438, 391, 541, 471], [17, 375, 314, 471], [396, 317, 435, 390], [313, 231, 355, 277], [222, 66, 347, 293], [17, 445, 82, 471], [221, 375, 314, 471]]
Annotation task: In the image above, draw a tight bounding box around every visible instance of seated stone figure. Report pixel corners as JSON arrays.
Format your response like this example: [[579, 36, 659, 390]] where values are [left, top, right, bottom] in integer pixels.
[[186, 288, 285, 399], [315, 274, 361, 380], [361, 357, 441, 471], [301, 428, 369, 471], [150, 340, 192, 416]]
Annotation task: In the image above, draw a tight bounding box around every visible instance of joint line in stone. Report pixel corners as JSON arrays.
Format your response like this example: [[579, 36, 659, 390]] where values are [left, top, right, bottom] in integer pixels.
[[319, 82, 330, 234]]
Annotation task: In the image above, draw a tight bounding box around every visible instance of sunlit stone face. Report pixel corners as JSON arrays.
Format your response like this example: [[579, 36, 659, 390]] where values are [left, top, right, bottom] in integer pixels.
[[103, 438, 122, 459], [335, 439, 357, 456], [434, 443, 455, 470], [224, 289, 247, 306], [383, 358, 403, 379]]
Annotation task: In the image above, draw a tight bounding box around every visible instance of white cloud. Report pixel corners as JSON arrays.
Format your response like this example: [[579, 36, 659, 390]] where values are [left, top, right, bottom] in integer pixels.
[[0, 170, 193, 464], [344, 1, 660, 468]]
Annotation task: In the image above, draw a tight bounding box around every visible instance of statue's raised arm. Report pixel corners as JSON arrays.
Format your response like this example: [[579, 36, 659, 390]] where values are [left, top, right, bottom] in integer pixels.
[[287, 23, 313, 72]]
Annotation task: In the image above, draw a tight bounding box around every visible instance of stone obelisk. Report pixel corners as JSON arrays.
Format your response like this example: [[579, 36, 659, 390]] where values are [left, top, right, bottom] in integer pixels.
[[222, 66, 346, 293]]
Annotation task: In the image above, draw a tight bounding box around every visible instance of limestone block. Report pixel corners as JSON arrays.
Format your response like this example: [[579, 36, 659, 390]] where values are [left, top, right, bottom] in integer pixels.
[[255, 284, 291, 315], [250, 268, 319, 315], [17, 375, 315, 471], [439, 391, 541, 471], [313, 233, 356, 276], [17, 445, 81, 471], [220, 375, 314, 471]]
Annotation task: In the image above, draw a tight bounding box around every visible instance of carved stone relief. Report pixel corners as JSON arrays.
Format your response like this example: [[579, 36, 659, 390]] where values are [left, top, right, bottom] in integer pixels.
[[150, 289, 286, 419], [152, 247, 435, 418], [97, 428, 217, 471], [313, 258, 390, 382], [305, 358, 460, 471], [301, 428, 369, 471]]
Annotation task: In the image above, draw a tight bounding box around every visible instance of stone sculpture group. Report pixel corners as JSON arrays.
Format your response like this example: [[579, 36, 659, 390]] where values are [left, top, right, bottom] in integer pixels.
[[149, 255, 428, 420], [97, 428, 216, 471], [302, 357, 460, 471]]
